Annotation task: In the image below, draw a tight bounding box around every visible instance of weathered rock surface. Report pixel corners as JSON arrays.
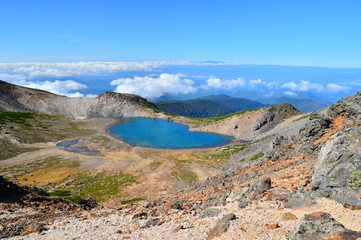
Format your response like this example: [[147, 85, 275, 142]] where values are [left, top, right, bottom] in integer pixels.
[[310, 91, 361, 209], [289, 212, 361, 240], [311, 127, 361, 209], [198, 208, 221, 218], [227, 177, 272, 204], [207, 213, 236, 239], [302, 111, 331, 139], [327, 90, 361, 126], [253, 104, 300, 132]]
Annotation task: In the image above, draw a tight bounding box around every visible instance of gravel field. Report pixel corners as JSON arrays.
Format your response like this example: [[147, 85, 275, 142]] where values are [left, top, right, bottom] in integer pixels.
[[9, 198, 361, 240]]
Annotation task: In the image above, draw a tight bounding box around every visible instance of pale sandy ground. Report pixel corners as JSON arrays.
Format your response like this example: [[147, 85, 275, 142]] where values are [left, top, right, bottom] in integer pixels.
[[8, 198, 361, 240]]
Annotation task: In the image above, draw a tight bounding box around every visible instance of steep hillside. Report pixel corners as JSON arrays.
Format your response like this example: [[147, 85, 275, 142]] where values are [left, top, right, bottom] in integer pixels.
[[0, 80, 163, 119], [179, 103, 301, 140], [156, 94, 266, 117], [263, 97, 330, 113]]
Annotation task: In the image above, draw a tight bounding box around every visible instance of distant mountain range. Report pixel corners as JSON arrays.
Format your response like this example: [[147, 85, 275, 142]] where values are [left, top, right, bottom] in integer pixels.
[[262, 97, 331, 113], [156, 94, 266, 118], [156, 94, 331, 117]]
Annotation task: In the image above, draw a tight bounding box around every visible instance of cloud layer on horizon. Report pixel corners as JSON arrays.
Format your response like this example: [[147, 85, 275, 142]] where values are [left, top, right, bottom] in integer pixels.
[[0, 61, 355, 100], [14, 79, 92, 97], [0, 61, 231, 80]]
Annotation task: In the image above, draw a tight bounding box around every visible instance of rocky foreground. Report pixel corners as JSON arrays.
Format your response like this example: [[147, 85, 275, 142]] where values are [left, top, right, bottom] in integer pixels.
[[1, 91, 361, 239]]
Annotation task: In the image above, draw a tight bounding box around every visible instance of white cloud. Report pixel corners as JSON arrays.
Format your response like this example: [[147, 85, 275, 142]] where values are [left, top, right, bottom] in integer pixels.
[[249, 78, 262, 85], [284, 91, 298, 97], [282, 80, 323, 92], [204, 77, 246, 90], [17, 80, 87, 97], [110, 73, 197, 99], [326, 83, 351, 92], [0, 73, 26, 82], [0, 61, 235, 80]]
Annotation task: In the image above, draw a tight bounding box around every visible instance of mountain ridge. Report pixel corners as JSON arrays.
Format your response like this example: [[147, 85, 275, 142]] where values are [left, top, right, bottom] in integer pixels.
[[156, 94, 266, 118], [0, 80, 162, 119], [262, 96, 330, 113]]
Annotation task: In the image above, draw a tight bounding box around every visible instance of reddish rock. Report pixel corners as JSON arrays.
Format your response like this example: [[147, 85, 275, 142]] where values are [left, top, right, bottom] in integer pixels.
[[267, 223, 280, 230], [281, 212, 298, 221], [164, 204, 172, 211]]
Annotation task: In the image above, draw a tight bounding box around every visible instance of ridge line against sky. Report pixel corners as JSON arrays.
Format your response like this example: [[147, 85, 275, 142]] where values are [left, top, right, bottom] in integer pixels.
[[1, 1, 361, 67]]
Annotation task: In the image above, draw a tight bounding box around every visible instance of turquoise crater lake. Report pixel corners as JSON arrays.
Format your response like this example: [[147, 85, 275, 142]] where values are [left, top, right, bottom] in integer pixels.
[[107, 118, 233, 149]]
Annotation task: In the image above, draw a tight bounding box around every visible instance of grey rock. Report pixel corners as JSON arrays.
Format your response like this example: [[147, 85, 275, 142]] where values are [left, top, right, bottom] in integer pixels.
[[146, 219, 158, 227], [207, 213, 236, 240], [327, 90, 361, 126], [132, 212, 147, 220], [289, 212, 361, 240], [238, 199, 248, 209], [302, 111, 331, 139], [198, 208, 221, 219], [284, 193, 316, 209], [252, 177, 272, 192], [311, 128, 361, 209]]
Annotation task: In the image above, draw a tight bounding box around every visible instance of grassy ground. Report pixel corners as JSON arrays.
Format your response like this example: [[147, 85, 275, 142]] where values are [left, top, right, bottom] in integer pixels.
[[50, 170, 139, 203], [192, 144, 248, 162], [0, 111, 96, 160]]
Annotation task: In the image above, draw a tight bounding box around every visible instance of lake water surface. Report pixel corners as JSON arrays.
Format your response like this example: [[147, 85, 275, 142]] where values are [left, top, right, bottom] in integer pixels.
[[108, 118, 232, 149]]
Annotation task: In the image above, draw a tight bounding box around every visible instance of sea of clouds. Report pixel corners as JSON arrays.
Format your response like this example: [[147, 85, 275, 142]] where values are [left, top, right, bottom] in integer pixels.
[[0, 61, 355, 101]]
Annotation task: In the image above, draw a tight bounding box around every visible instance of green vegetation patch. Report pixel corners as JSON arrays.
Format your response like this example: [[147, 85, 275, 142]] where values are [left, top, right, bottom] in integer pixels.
[[348, 171, 361, 190], [0, 111, 96, 160], [171, 161, 198, 186], [150, 161, 163, 170], [0, 111, 35, 127], [0, 111, 96, 144], [251, 134, 274, 144], [0, 138, 39, 161], [293, 114, 311, 122], [49, 190, 72, 196], [192, 144, 248, 162], [121, 197, 147, 204], [0, 155, 78, 176], [250, 152, 265, 161], [53, 170, 139, 203], [49, 190, 85, 204]]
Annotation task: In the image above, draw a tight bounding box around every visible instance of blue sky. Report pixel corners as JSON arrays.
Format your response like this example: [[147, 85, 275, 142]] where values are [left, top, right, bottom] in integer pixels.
[[0, 1, 360, 104], [1, 0, 361, 67]]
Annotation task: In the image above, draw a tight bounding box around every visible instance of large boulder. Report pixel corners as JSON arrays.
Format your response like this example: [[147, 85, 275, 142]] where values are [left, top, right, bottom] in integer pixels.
[[310, 91, 361, 209], [301, 111, 331, 140], [289, 212, 361, 240], [327, 90, 361, 126], [311, 128, 361, 209]]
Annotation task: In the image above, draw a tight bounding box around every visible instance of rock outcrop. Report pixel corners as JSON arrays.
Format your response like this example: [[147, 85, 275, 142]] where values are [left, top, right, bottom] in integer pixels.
[[310, 92, 361, 209], [269, 91, 361, 209], [252, 104, 299, 132], [289, 212, 361, 240]]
